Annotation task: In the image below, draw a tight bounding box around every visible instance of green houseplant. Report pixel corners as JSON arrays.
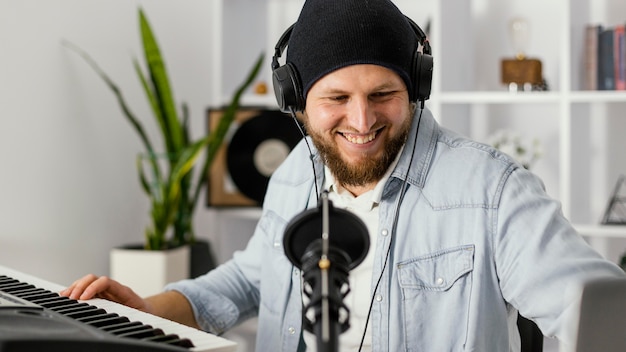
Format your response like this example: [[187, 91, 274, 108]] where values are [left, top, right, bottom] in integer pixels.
[[65, 8, 263, 251]]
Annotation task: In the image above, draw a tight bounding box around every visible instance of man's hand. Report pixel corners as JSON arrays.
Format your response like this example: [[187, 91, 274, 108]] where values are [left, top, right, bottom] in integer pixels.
[[60, 274, 200, 329], [60, 274, 150, 313]]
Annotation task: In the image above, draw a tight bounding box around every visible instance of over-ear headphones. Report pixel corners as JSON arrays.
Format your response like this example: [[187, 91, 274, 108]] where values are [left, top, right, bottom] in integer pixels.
[[271, 16, 433, 113]]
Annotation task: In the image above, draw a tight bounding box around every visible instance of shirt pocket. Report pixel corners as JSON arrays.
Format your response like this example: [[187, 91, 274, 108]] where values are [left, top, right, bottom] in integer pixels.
[[398, 244, 474, 296], [396, 244, 475, 351]]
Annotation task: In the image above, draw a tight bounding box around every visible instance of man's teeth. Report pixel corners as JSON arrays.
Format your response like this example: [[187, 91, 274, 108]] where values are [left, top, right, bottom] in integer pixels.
[[344, 132, 376, 144]]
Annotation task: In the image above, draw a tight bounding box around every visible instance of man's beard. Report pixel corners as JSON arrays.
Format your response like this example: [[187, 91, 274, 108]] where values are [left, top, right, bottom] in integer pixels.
[[305, 108, 414, 188]]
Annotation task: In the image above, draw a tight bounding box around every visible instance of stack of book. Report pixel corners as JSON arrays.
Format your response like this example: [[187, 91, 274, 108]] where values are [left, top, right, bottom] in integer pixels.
[[585, 23, 625, 90]]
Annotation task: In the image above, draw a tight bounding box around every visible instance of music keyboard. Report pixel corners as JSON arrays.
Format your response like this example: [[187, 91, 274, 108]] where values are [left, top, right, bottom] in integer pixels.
[[0, 265, 237, 352]]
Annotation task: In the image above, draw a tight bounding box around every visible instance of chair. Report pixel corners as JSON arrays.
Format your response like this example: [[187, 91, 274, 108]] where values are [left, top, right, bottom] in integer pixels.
[[518, 314, 544, 352]]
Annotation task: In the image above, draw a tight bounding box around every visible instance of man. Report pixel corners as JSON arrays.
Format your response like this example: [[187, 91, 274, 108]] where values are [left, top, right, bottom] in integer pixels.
[[62, 0, 625, 351]]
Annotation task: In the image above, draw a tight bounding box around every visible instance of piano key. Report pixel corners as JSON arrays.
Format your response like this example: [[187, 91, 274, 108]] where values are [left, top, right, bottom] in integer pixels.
[[52, 301, 91, 314], [118, 326, 165, 339], [77, 312, 122, 324], [19, 290, 58, 301], [101, 320, 144, 333], [32, 295, 75, 308], [0, 282, 33, 292], [65, 307, 107, 319], [86, 315, 130, 328], [107, 323, 158, 336], [3, 286, 40, 296]]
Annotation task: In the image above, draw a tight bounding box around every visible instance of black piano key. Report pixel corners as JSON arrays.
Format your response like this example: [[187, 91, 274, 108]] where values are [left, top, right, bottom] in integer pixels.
[[51, 302, 90, 314], [0, 280, 20, 290], [19, 290, 57, 301], [11, 287, 48, 297], [40, 297, 79, 309], [142, 335, 195, 350], [5, 286, 41, 296], [76, 312, 120, 324], [0, 276, 17, 284], [118, 326, 164, 339], [167, 338, 195, 348], [106, 323, 156, 336], [144, 334, 186, 343], [65, 306, 106, 319], [86, 315, 130, 328], [0, 282, 34, 292], [29, 295, 69, 306], [37, 296, 74, 308], [101, 320, 144, 333]]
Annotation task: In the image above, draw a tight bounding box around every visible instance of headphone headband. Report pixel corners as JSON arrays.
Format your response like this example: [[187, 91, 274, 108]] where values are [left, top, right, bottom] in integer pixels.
[[271, 16, 433, 113]]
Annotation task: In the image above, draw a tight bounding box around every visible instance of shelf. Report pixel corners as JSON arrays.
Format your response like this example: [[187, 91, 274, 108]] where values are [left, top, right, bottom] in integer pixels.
[[211, 207, 263, 220], [437, 91, 626, 104], [229, 90, 626, 107], [568, 91, 626, 103], [217, 94, 277, 109], [437, 91, 562, 104], [574, 224, 626, 239]]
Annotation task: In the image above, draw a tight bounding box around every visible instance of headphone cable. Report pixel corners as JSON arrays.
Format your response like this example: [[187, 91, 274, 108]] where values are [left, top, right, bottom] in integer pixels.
[[289, 107, 320, 203], [357, 105, 424, 351]]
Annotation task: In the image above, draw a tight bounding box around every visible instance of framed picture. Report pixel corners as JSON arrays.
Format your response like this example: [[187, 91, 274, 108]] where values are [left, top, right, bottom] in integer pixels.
[[206, 107, 304, 207]]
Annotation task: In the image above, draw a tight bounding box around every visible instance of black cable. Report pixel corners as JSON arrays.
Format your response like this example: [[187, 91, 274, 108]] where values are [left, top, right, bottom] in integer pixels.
[[357, 105, 424, 351], [289, 107, 320, 203]]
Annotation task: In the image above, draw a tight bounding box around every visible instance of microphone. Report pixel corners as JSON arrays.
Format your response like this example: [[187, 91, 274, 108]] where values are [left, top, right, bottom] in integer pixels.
[[283, 191, 370, 352]]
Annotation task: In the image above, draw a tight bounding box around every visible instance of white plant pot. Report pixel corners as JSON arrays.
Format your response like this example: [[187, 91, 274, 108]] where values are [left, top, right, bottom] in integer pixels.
[[110, 245, 190, 297]]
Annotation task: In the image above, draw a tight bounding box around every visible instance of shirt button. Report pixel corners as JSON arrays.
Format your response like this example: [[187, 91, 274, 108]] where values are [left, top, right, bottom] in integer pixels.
[[288, 327, 296, 335], [375, 294, 383, 302], [381, 229, 389, 237], [436, 277, 445, 286], [273, 241, 281, 248]]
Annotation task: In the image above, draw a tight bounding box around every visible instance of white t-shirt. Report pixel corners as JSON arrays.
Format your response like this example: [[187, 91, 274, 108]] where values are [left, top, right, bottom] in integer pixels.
[[303, 154, 400, 351]]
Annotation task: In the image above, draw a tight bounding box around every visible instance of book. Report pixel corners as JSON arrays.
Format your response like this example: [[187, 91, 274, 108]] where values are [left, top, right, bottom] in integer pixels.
[[584, 24, 601, 90], [614, 24, 625, 90], [598, 27, 615, 90]]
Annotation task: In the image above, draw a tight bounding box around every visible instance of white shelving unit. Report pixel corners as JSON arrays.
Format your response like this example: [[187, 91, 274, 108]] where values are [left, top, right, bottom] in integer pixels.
[[211, 0, 626, 263], [208, 1, 626, 351], [427, 0, 626, 262]]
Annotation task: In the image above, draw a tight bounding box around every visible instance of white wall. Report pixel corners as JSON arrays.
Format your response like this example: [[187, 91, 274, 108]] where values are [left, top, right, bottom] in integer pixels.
[[0, 0, 224, 285]]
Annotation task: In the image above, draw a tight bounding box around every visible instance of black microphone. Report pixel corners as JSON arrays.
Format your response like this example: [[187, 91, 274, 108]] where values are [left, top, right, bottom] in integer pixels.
[[283, 192, 369, 352]]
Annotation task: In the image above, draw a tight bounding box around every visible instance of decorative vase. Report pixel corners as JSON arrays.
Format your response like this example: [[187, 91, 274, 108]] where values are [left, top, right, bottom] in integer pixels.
[[189, 239, 217, 278], [110, 244, 190, 297]]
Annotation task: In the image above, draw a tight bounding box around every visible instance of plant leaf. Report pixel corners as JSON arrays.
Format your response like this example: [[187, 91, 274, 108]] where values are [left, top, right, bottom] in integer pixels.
[[139, 8, 183, 154], [62, 40, 156, 157]]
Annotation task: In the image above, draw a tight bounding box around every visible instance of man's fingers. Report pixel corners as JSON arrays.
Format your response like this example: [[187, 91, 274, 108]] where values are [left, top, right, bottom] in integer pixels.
[[59, 274, 110, 300], [79, 276, 113, 300]]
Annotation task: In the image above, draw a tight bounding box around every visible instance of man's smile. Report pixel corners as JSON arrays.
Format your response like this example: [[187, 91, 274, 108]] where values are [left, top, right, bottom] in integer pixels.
[[340, 128, 383, 145]]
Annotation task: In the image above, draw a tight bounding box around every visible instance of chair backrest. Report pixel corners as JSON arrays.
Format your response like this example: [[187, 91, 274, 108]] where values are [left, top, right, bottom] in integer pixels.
[[518, 314, 544, 352]]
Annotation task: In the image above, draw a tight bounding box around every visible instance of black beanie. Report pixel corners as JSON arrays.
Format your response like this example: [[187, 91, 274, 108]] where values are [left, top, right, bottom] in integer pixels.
[[286, 0, 417, 100]]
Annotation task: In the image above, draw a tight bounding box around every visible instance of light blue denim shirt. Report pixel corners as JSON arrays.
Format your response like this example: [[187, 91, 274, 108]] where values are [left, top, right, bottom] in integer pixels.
[[166, 108, 624, 351]]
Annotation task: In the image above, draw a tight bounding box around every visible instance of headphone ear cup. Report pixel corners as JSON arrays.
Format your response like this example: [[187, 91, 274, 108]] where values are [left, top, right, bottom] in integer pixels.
[[272, 62, 305, 113], [413, 51, 433, 103]]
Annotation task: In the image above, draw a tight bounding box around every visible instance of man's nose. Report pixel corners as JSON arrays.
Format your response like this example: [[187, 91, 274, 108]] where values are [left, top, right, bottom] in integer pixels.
[[346, 96, 375, 133]]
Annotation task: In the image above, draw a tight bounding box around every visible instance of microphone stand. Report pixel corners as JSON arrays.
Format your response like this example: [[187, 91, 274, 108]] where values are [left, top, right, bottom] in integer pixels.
[[283, 191, 369, 352], [318, 192, 335, 351], [300, 192, 351, 352]]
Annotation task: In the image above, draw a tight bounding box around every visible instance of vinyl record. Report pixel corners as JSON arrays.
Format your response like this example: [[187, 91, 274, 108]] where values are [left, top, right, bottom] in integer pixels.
[[226, 110, 303, 204]]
